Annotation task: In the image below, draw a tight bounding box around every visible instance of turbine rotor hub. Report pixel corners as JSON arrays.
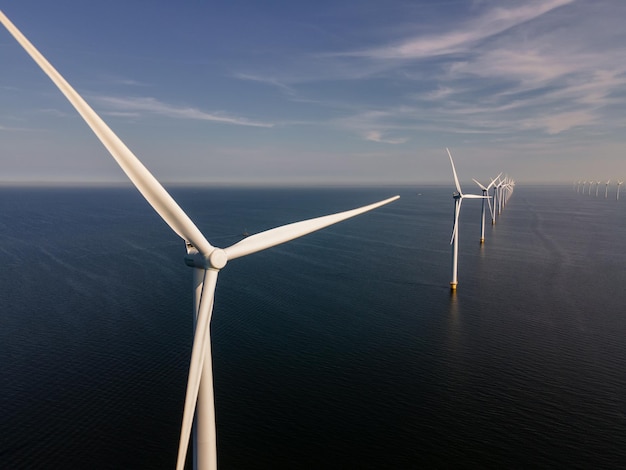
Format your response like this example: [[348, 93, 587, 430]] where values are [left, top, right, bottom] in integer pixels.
[[184, 247, 228, 270], [209, 248, 228, 269]]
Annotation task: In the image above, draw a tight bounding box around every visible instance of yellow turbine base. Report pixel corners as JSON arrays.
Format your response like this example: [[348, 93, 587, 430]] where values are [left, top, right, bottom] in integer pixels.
[[480, 238, 485, 244], [450, 282, 458, 290]]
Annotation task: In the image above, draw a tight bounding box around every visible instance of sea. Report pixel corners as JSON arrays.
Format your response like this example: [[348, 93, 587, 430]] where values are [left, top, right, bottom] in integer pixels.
[[1, 185, 625, 469]]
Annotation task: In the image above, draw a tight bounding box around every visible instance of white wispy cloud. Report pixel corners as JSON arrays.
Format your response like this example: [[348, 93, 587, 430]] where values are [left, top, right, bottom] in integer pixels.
[[91, 95, 274, 128], [332, 0, 574, 60], [314, 1, 626, 139], [518, 110, 596, 135], [329, 109, 412, 144], [233, 73, 296, 95], [364, 131, 408, 145], [239, 0, 620, 141]]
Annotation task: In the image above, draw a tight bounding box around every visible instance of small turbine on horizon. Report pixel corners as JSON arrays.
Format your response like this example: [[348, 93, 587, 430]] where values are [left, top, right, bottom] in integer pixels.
[[446, 148, 488, 290], [617, 181, 624, 201], [0, 11, 400, 470], [605, 179, 611, 199]]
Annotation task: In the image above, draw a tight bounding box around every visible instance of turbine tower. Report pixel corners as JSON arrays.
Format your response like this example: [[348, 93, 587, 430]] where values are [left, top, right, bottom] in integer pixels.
[[446, 148, 487, 290], [0, 11, 400, 470], [605, 179, 610, 199], [617, 181, 624, 201]]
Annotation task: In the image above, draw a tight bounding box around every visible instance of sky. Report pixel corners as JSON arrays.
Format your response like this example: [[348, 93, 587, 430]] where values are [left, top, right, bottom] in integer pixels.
[[1, 0, 625, 186]]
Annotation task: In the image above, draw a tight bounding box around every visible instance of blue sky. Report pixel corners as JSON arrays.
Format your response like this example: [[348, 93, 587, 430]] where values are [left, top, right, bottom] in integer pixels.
[[1, 0, 625, 185]]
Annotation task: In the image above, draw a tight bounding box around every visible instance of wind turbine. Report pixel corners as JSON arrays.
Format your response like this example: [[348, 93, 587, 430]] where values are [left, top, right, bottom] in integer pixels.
[[0, 11, 399, 470], [596, 180, 601, 197], [490, 176, 501, 225], [507, 178, 515, 204], [605, 179, 610, 199], [472, 173, 500, 243], [617, 181, 624, 201], [446, 148, 487, 290], [496, 178, 505, 215], [501, 177, 509, 211]]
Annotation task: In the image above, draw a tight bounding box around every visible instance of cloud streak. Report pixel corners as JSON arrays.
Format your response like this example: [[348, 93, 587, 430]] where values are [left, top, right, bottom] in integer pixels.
[[332, 0, 575, 60], [233, 73, 296, 96], [364, 131, 408, 145], [92, 95, 274, 128]]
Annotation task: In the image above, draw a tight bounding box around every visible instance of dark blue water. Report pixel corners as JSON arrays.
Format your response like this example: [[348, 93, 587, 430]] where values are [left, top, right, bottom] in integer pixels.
[[1, 186, 625, 469]]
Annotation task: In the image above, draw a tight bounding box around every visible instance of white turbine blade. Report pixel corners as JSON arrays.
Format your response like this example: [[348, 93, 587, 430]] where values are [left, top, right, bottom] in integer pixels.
[[450, 198, 462, 245], [472, 178, 488, 191], [449, 221, 456, 245], [486, 194, 494, 219], [176, 269, 218, 470], [487, 173, 503, 190], [446, 148, 463, 195], [462, 194, 489, 199], [0, 11, 214, 256], [224, 195, 399, 260]]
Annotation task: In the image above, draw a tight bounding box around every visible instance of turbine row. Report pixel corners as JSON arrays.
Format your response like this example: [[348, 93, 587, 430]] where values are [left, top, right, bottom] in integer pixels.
[[574, 180, 624, 200], [446, 149, 515, 290]]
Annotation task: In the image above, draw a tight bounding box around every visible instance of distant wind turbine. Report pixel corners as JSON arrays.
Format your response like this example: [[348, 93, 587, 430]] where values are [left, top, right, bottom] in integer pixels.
[[491, 177, 500, 225], [472, 173, 500, 243], [503, 178, 514, 208], [617, 181, 624, 201], [596, 180, 601, 197], [446, 148, 487, 290], [497, 178, 505, 215], [605, 179, 610, 199], [501, 177, 510, 210], [0, 11, 400, 470]]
